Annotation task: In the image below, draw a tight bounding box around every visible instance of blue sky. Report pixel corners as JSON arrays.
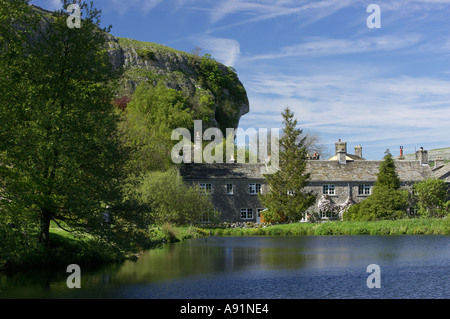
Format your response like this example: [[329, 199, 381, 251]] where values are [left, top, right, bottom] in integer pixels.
[[32, 0, 450, 160]]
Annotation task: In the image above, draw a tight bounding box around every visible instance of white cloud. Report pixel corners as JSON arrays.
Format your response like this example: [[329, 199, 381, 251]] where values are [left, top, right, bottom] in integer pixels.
[[195, 37, 241, 67], [246, 34, 422, 60], [239, 71, 450, 156], [205, 0, 354, 31]]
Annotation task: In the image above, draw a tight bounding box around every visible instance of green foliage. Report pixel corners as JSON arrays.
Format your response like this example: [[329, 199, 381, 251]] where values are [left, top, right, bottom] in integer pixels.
[[344, 186, 409, 221], [413, 178, 449, 218], [136, 48, 156, 61], [200, 218, 450, 236], [123, 81, 193, 173], [375, 150, 401, 189], [199, 54, 225, 92], [344, 150, 409, 221], [137, 169, 216, 225], [259, 107, 316, 222], [0, 1, 147, 250], [196, 54, 246, 132]]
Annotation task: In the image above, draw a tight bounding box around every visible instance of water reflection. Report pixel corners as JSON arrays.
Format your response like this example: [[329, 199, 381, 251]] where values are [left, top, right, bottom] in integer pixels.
[[1, 235, 449, 298]]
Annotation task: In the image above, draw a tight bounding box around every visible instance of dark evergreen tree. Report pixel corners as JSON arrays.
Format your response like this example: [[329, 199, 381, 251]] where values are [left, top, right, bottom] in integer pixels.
[[375, 150, 401, 190], [259, 107, 316, 222], [344, 150, 409, 221]]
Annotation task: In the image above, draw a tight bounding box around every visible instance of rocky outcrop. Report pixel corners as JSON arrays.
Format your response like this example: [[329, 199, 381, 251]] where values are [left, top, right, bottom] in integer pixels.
[[106, 35, 249, 132], [28, 5, 249, 132]]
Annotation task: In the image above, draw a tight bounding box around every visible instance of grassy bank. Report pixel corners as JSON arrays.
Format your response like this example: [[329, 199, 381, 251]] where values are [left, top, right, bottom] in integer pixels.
[[2, 219, 448, 272], [0, 223, 205, 272], [200, 218, 450, 236]]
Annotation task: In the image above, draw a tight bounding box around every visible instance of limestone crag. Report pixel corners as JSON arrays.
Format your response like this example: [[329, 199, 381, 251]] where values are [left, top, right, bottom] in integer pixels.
[[106, 35, 249, 131]]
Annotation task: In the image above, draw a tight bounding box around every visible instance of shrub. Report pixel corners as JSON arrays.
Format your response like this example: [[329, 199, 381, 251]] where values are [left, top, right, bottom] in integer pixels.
[[413, 178, 450, 218]]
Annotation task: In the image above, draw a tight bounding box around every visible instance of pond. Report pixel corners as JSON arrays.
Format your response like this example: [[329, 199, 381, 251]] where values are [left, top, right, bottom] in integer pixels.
[[1, 235, 449, 299]]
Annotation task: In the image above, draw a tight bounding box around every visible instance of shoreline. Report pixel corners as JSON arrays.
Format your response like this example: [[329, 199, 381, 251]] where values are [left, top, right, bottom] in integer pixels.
[[2, 218, 448, 273], [197, 218, 450, 237]]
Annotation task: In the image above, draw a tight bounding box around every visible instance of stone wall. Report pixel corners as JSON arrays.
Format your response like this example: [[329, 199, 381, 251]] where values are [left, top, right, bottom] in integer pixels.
[[190, 177, 266, 222]]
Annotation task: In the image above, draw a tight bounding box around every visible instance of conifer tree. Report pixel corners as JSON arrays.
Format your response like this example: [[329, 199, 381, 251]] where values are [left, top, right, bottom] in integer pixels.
[[344, 150, 408, 221], [259, 107, 316, 222], [375, 150, 401, 190]]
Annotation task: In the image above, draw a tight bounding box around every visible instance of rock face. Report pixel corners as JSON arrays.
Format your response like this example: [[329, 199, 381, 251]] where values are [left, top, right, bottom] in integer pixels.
[[106, 35, 249, 132]]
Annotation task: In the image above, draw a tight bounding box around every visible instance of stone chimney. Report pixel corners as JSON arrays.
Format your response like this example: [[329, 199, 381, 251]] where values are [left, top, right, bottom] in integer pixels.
[[355, 145, 362, 158], [335, 139, 347, 164], [415, 147, 429, 165], [434, 157, 444, 168], [398, 146, 405, 160]]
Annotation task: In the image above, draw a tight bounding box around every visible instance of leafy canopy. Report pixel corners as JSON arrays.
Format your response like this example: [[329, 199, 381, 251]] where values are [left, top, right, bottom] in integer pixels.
[[0, 0, 140, 246], [413, 178, 449, 218]]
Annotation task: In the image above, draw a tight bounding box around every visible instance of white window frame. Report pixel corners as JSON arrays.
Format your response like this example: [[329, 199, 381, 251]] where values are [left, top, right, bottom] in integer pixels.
[[249, 183, 262, 195], [226, 183, 233, 195], [199, 210, 219, 223], [199, 212, 210, 223], [358, 184, 371, 195], [320, 209, 338, 219], [199, 183, 212, 194], [240, 208, 253, 220], [323, 184, 335, 195]]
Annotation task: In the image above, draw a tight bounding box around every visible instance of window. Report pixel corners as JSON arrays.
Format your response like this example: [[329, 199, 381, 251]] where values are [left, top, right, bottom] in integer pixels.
[[199, 210, 219, 223], [241, 208, 253, 219], [320, 209, 338, 219], [249, 183, 262, 194], [199, 183, 212, 194], [358, 184, 371, 195], [323, 184, 335, 195], [226, 183, 233, 195], [199, 212, 210, 223]]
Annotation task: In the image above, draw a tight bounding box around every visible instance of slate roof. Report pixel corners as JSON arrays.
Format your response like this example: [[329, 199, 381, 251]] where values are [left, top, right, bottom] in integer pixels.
[[179, 163, 266, 180], [180, 160, 434, 182], [306, 160, 432, 182], [433, 163, 450, 182]]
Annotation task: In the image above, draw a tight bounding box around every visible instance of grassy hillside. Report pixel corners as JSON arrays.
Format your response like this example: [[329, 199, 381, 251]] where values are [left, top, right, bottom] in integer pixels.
[[395, 146, 450, 165]]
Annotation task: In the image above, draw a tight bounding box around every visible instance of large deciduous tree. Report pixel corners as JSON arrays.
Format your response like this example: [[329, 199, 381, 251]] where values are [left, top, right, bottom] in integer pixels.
[[0, 0, 134, 246]]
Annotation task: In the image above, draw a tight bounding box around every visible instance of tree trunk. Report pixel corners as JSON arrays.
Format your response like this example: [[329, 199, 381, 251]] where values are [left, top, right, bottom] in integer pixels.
[[39, 208, 52, 246]]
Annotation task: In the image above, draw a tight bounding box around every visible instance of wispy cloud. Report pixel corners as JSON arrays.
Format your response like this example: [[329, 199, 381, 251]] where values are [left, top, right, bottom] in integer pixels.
[[246, 34, 422, 60], [194, 36, 241, 67], [240, 70, 450, 154], [204, 0, 354, 31]]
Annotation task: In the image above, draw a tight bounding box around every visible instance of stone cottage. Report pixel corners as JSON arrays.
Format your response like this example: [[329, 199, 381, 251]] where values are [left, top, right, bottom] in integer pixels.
[[179, 140, 450, 223]]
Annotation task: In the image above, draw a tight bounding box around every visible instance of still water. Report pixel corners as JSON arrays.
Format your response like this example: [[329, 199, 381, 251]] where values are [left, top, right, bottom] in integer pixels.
[[1, 235, 450, 299]]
